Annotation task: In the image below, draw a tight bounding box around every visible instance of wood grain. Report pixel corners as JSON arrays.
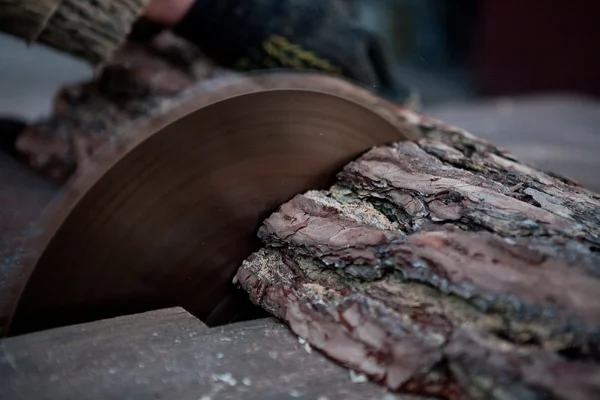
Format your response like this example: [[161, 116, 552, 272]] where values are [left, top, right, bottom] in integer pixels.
[[0, 308, 419, 399]]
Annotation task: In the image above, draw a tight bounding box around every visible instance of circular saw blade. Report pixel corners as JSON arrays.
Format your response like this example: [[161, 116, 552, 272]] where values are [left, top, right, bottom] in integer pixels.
[[7, 73, 412, 335]]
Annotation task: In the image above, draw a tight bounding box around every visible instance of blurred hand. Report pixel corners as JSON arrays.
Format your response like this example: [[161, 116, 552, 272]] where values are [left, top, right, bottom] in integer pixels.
[[143, 0, 195, 25], [168, 0, 413, 104]]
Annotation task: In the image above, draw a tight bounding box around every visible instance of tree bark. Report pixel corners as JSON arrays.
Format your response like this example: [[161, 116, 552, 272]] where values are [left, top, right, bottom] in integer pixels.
[[8, 21, 600, 397], [14, 32, 237, 182], [0, 0, 150, 64], [234, 111, 600, 399]]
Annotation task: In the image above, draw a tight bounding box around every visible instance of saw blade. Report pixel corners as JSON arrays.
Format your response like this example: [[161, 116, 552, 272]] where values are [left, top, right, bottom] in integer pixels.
[[6, 73, 412, 335]]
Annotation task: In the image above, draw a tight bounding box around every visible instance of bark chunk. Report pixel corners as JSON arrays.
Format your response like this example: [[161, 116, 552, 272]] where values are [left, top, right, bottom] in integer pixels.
[[235, 115, 600, 399]]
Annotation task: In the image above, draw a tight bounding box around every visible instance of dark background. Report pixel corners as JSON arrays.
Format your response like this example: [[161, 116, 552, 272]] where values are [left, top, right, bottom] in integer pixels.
[[0, 0, 599, 188], [356, 0, 599, 104]]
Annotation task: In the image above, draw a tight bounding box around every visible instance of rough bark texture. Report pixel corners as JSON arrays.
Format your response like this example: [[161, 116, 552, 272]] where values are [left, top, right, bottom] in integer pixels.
[[234, 111, 600, 399], [0, 0, 60, 41], [0, 0, 150, 64], [15, 32, 237, 182]]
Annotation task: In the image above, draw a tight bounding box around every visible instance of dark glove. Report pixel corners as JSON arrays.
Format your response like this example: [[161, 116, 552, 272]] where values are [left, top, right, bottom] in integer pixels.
[[0, 117, 26, 159], [172, 0, 415, 104]]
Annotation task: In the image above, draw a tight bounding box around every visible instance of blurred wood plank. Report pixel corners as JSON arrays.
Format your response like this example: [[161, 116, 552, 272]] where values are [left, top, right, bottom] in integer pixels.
[[0, 151, 58, 332], [0, 309, 404, 400]]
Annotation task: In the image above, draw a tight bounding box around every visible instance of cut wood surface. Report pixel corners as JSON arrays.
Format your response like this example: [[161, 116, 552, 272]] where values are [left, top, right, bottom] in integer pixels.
[[2, 25, 598, 400], [235, 112, 600, 399], [0, 308, 417, 400]]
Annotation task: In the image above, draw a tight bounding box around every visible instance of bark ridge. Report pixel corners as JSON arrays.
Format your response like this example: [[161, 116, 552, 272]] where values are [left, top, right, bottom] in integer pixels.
[[235, 111, 600, 399]]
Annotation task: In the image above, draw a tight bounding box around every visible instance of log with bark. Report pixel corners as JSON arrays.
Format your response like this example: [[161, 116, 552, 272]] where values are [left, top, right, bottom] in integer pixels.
[[6, 26, 600, 398], [11, 28, 420, 185], [14, 31, 238, 182], [234, 111, 600, 399]]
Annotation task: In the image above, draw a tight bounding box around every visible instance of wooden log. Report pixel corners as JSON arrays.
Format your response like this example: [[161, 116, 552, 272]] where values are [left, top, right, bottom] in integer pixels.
[[426, 95, 600, 193], [234, 112, 600, 399], [0, 308, 412, 399], [10, 29, 417, 185], [14, 31, 237, 182]]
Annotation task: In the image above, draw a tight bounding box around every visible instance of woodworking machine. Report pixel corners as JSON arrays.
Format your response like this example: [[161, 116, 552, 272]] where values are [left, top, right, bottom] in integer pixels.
[[3, 73, 416, 336]]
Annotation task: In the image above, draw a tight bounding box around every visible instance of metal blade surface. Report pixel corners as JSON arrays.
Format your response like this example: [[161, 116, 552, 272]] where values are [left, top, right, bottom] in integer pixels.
[[7, 76, 409, 335]]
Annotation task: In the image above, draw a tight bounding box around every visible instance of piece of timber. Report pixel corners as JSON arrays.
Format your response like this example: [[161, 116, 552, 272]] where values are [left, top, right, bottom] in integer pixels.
[[5, 71, 417, 336], [13, 31, 237, 183], [234, 114, 600, 399], [12, 29, 417, 185], [0, 307, 421, 399], [427, 95, 600, 192]]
